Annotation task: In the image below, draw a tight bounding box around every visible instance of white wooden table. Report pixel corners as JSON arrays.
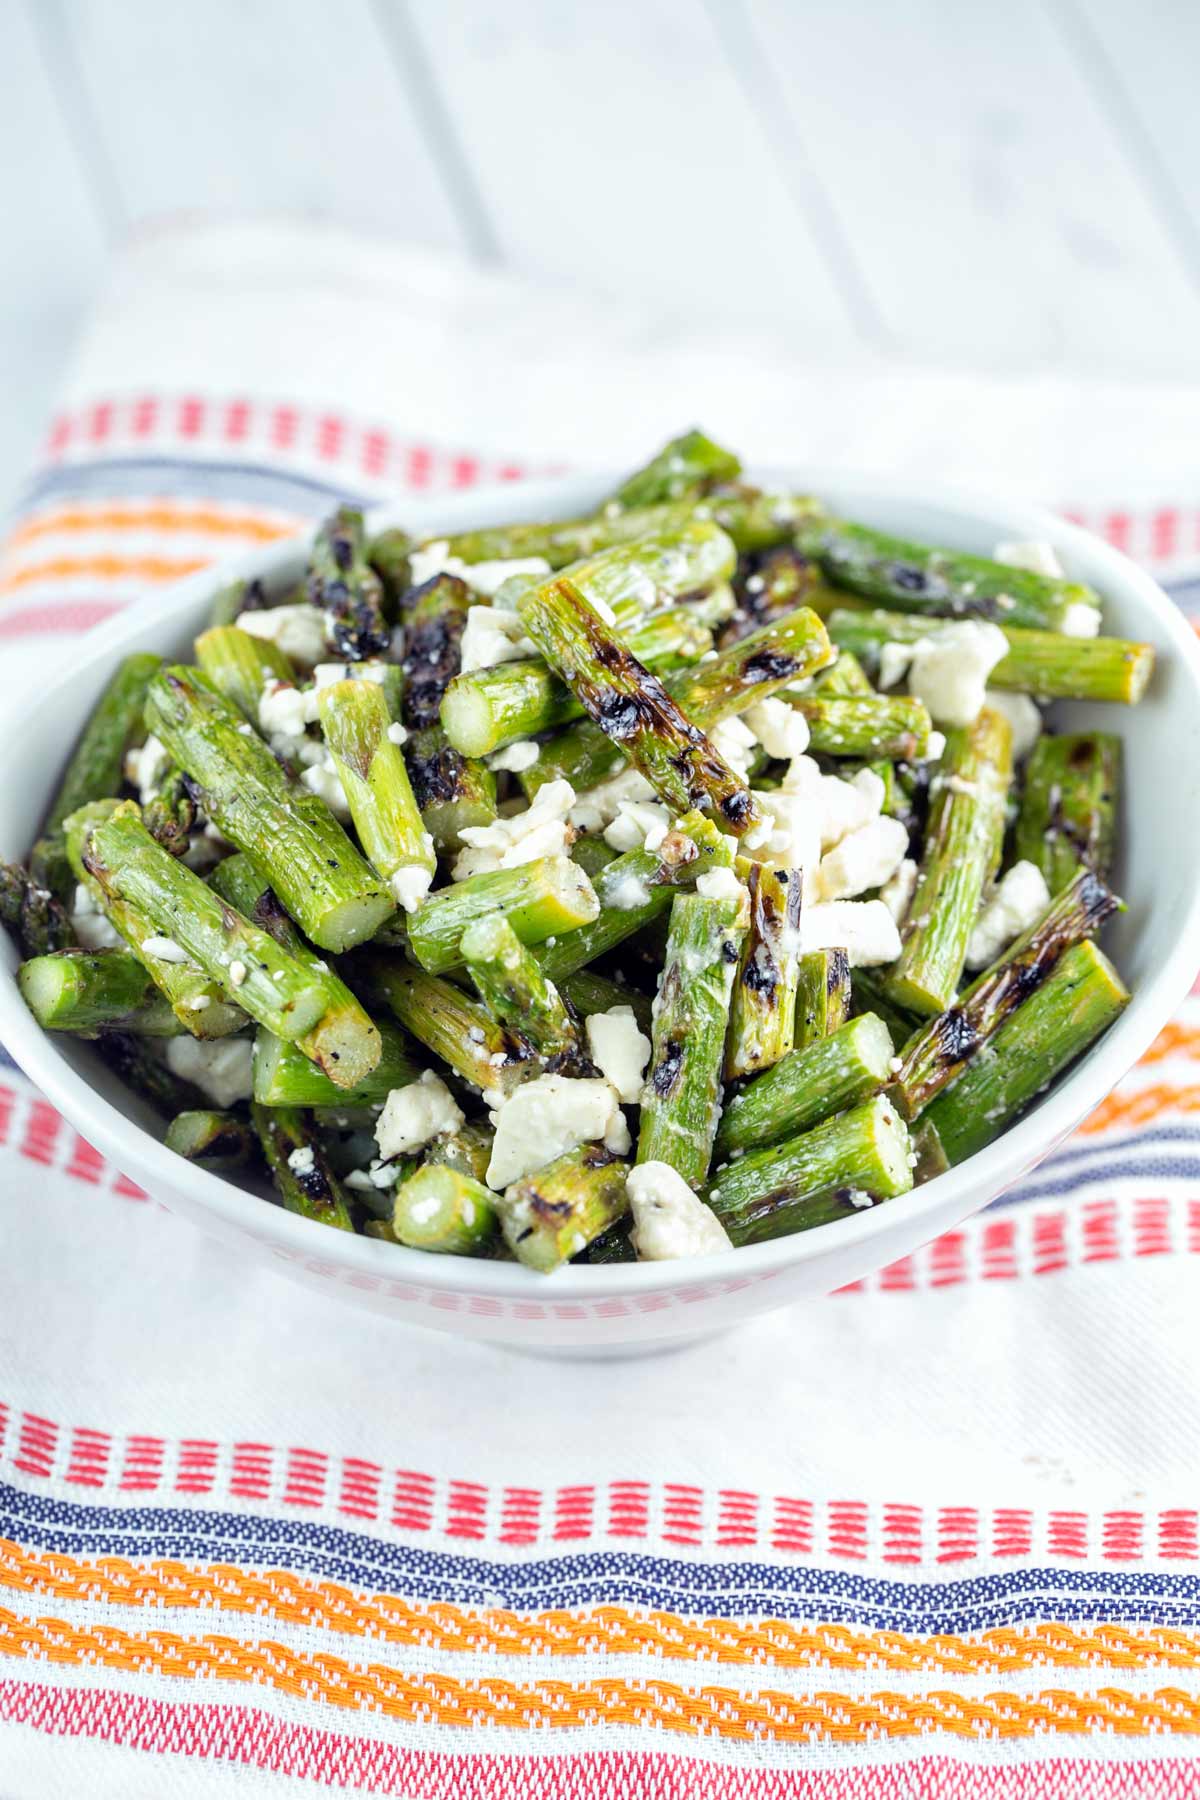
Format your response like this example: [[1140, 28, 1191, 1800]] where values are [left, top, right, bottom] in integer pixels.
[[3, 0, 1197, 504]]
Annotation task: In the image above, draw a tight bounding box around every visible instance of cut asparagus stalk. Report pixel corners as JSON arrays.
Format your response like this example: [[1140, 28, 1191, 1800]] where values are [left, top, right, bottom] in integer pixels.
[[890, 867, 1119, 1119], [250, 1102, 355, 1231], [797, 518, 1099, 632], [887, 707, 1012, 1015], [523, 604, 833, 798], [1015, 733, 1121, 892], [794, 949, 853, 1050], [194, 625, 294, 722], [706, 1094, 913, 1246], [19, 949, 182, 1036], [208, 851, 382, 1086], [106, 1032, 209, 1118], [141, 767, 197, 858], [41, 651, 163, 841], [716, 1012, 895, 1157], [408, 854, 599, 975], [460, 914, 580, 1062], [82, 803, 380, 1086], [164, 1109, 257, 1170], [363, 956, 534, 1096], [925, 939, 1129, 1162], [361, 1218, 399, 1243], [559, 968, 654, 1037], [367, 526, 414, 615], [536, 812, 733, 982], [393, 1164, 499, 1256], [850, 968, 920, 1051], [725, 864, 802, 1079], [405, 726, 498, 851], [498, 1144, 630, 1272], [0, 863, 76, 959], [815, 649, 874, 695], [791, 693, 932, 761], [308, 505, 390, 659], [637, 892, 744, 1189], [146, 665, 395, 952], [400, 572, 473, 728], [438, 488, 818, 570], [517, 574, 761, 833], [614, 429, 741, 508], [425, 1122, 495, 1186], [827, 608, 1155, 705], [440, 603, 715, 758], [65, 802, 245, 1038], [252, 1017, 420, 1106], [317, 679, 436, 909], [722, 545, 832, 647], [911, 1118, 950, 1185], [578, 1219, 637, 1263]]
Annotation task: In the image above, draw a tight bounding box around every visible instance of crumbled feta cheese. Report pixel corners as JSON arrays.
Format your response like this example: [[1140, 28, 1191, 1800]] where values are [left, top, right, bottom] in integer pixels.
[[603, 799, 672, 855], [187, 994, 211, 1011], [994, 539, 1065, 579], [165, 1036, 254, 1107], [815, 816, 909, 903], [300, 761, 351, 819], [70, 884, 124, 951], [879, 857, 918, 927], [228, 959, 248, 987], [965, 860, 1051, 970], [569, 767, 655, 834], [924, 730, 947, 763], [239, 603, 327, 667], [608, 873, 651, 911], [905, 622, 1009, 728], [878, 641, 915, 691], [743, 696, 810, 762], [123, 733, 172, 803], [389, 864, 434, 913], [346, 1161, 401, 1192], [258, 678, 318, 738], [742, 787, 822, 872], [695, 866, 745, 903], [287, 1145, 316, 1177], [140, 935, 190, 963], [459, 606, 539, 673], [781, 759, 884, 851], [375, 1071, 464, 1159], [453, 779, 575, 878], [386, 722, 409, 746], [801, 900, 902, 967], [585, 1006, 651, 1104], [984, 689, 1042, 762], [709, 715, 758, 781], [486, 1074, 629, 1189], [487, 739, 539, 774], [627, 1161, 732, 1261], [1061, 602, 1101, 638], [313, 661, 390, 689], [408, 540, 552, 598]]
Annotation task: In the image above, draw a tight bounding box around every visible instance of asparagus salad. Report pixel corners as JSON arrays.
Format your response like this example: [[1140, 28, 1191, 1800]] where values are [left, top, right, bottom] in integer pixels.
[[4, 433, 1146, 1271]]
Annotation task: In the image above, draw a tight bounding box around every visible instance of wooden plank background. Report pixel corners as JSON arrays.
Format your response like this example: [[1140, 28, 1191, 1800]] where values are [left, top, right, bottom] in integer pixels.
[[1, 0, 1195, 501]]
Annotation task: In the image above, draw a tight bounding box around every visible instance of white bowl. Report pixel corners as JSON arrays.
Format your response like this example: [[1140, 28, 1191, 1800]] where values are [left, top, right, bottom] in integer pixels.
[[3, 470, 1199, 1352]]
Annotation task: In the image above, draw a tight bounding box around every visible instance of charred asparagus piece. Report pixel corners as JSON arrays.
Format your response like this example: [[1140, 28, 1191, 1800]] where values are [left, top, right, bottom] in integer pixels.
[[1015, 733, 1121, 892], [250, 1102, 355, 1231], [716, 1012, 895, 1158], [308, 505, 390, 659]]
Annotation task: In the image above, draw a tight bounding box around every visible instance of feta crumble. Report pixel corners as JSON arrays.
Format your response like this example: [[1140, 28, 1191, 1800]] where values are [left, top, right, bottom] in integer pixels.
[[165, 1036, 254, 1107], [695, 866, 745, 903], [801, 900, 902, 967], [984, 689, 1042, 762], [123, 733, 172, 803], [627, 1161, 732, 1261], [568, 767, 655, 835], [879, 857, 918, 927], [1061, 602, 1101, 638], [258, 678, 317, 738], [602, 799, 672, 855], [453, 779, 575, 878], [287, 1145, 316, 1177], [905, 622, 1009, 728], [228, 959, 248, 987], [965, 860, 1051, 970], [743, 695, 810, 762], [313, 660, 391, 690], [994, 539, 1065, 579], [709, 715, 758, 781], [487, 739, 539, 774], [70, 884, 124, 951], [375, 1071, 464, 1160], [389, 864, 434, 913], [585, 1006, 651, 1104], [459, 606, 539, 673], [239, 604, 327, 668], [742, 787, 822, 872], [140, 935, 190, 964], [814, 816, 909, 903], [408, 540, 552, 598], [486, 1074, 630, 1189], [300, 760, 351, 819], [386, 722, 409, 746]]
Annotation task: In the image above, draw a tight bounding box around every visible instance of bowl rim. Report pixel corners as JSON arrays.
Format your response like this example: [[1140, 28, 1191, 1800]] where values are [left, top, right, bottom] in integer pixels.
[[3, 465, 1199, 1297]]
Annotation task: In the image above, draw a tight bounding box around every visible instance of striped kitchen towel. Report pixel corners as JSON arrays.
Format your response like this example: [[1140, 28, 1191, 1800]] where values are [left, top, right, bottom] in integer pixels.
[[2, 220, 1200, 1797]]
